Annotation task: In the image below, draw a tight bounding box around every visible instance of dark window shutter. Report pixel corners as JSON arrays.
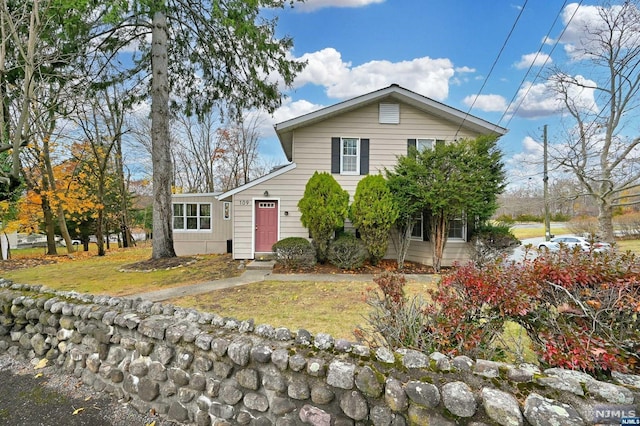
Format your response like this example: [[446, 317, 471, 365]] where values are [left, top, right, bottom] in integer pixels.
[[407, 139, 416, 154], [436, 139, 445, 148], [360, 138, 369, 175], [331, 137, 340, 174], [423, 209, 431, 241]]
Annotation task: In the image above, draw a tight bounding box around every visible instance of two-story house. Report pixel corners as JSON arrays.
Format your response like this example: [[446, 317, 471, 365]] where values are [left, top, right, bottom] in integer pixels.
[[172, 84, 507, 267]]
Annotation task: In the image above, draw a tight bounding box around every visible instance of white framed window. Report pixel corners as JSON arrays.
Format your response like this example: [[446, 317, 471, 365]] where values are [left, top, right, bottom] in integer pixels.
[[416, 138, 435, 152], [341, 137, 360, 175], [173, 202, 212, 231], [448, 214, 466, 241], [223, 202, 231, 220], [411, 213, 423, 240]]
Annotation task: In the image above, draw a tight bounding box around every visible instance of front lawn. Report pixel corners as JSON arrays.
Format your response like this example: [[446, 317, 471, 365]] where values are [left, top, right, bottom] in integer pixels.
[[0, 246, 242, 297], [169, 278, 438, 340]]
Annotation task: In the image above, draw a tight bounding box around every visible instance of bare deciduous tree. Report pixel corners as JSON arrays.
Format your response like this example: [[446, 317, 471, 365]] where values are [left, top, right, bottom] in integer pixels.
[[549, 1, 640, 241]]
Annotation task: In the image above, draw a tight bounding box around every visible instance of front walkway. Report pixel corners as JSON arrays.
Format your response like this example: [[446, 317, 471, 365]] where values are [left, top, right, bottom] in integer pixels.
[[133, 260, 435, 302]]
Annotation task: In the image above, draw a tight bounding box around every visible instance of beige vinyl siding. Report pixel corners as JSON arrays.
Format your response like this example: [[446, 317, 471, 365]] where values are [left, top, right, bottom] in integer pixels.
[[230, 167, 313, 259], [293, 102, 479, 193], [172, 194, 233, 256], [231, 100, 482, 263], [404, 239, 470, 267]]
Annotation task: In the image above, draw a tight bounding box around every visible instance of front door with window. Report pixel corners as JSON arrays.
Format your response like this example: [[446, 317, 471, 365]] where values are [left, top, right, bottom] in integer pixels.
[[255, 200, 278, 253]]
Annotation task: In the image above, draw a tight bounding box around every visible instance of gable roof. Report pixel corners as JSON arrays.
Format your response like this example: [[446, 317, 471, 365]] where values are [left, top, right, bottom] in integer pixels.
[[216, 162, 297, 200], [274, 84, 508, 161]]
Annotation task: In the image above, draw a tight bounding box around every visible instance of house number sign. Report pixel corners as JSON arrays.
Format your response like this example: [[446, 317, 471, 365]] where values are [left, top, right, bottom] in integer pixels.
[[238, 200, 251, 206]]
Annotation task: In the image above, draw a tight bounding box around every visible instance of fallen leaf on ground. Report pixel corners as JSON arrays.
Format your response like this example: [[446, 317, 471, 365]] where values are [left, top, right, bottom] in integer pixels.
[[34, 358, 48, 369]]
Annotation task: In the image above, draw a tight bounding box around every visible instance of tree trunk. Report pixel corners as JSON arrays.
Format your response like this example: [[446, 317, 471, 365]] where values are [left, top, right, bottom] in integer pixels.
[[41, 194, 57, 255], [393, 217, 413, 271], [597, 201, 615, 242], [42, 126, 75, 253], [431, 212, 448, 273], [114, 139, 133, 248], [95, 208, 105, 256], [150, 10, 176, 259]]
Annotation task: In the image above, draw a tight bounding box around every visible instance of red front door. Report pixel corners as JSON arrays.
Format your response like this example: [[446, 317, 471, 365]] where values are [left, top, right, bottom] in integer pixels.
[[255, 200, 278, 252]]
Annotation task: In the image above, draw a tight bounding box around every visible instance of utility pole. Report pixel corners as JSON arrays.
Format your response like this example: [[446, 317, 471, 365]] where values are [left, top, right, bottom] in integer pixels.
[[543, 125, 551, 241]]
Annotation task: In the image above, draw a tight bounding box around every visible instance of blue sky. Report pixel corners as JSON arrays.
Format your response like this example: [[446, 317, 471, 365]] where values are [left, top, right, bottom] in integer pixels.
[[254, 0, 614, 188]]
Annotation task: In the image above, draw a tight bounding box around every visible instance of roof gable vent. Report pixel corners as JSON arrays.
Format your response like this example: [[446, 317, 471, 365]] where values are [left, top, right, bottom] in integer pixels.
[[379, 103, 400, 124]]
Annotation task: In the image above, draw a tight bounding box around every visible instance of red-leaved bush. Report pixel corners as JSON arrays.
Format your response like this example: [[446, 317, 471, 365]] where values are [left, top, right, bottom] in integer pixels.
[[359, 248, 640, 374]]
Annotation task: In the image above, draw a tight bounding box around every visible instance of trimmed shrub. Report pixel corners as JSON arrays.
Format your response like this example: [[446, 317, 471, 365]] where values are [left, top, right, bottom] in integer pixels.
[[349, 175, 398, 265], [272, 237, 316, 269], [298, 172, 349, 263], [327, 234, 367, 270]]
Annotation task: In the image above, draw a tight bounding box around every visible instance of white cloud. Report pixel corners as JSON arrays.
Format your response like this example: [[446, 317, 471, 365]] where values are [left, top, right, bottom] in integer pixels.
[[462, 94, 507, 112], [560, 3, 640, 61], [507, 74, 597, 119], [505, 136, 544, 187], [455, 66, 476, 73], [291, 48, 455, 101], [296, 0, 384, 12], [272, 98, 325, 123], [252, 98, 326, 138], [293, 48, 351, 88], [513, 52, 552, 70], [522, 135, 543, 156]]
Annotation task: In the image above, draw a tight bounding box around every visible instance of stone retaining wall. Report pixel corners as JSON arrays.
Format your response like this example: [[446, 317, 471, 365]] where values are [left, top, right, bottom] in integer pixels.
[[0, 279, 638, 425]]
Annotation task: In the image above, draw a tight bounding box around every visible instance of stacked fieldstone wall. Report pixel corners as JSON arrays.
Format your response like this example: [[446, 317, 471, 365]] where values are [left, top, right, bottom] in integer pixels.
[[0, 279, 638, 426]]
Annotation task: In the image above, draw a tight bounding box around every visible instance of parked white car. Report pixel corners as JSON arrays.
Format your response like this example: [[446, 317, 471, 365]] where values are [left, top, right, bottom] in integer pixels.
[[538, 236, 612, 253], [59, 239, 81, 247]]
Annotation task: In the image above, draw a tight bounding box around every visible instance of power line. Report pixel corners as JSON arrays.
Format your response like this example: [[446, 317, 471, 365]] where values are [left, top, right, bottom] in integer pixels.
[[454, 0, 529, 139], [502, 1, 584, 128], [499, 1, 570, 126]]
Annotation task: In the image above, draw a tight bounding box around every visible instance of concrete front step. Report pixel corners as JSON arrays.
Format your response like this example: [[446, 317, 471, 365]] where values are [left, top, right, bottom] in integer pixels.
[[246, 260, 275, 270]]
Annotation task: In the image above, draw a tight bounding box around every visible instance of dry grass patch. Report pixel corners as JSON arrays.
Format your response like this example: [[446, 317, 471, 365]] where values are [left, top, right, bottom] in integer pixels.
[[0, 246, 242, 297], [170, 278, 438, 340]]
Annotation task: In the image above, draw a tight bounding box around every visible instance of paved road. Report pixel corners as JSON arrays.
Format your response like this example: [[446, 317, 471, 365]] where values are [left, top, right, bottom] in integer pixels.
[[0, 354, 171, 426]]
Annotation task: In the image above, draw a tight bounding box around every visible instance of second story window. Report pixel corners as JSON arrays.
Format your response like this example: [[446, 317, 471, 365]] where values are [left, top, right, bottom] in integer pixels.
[[341, 137, 360, 174], [331, 137, 369, 175]]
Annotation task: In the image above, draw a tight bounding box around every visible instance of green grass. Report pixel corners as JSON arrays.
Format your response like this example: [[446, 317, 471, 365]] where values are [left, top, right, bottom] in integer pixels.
[[510, 224, 570, 240], [617, 239, 640, 253], [170, 278, 438, 340], [1, 246, 241, 297]]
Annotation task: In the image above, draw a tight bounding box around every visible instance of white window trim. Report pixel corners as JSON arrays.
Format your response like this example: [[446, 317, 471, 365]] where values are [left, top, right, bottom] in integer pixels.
[[411, 212, 423, 241], [340, 137, 360, 175], [447, 215, 467, 241], [416, 138, 435, 152], [223, 201, 231, 220], [173, 202, 212, 232]]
